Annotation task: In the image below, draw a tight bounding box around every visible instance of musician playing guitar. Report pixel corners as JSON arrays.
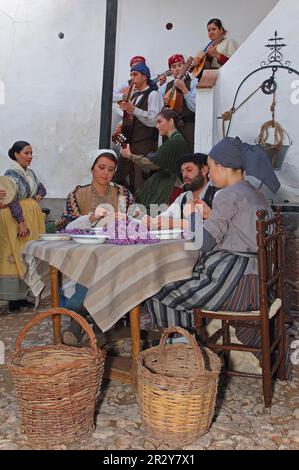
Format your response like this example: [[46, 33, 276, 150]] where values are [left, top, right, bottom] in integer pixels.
[[113, 55, 159, 103], [159, 54, 197, 152], [192, 18, 237, 79], [113, 61, 163, 193]]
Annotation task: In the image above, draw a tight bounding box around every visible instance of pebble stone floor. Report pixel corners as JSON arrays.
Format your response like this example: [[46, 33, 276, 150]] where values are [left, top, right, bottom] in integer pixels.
[[0, 298, 299, 451]]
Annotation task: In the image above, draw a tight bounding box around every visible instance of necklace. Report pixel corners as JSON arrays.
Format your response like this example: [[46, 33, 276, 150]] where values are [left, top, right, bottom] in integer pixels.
[[91, 184, 113, 212]]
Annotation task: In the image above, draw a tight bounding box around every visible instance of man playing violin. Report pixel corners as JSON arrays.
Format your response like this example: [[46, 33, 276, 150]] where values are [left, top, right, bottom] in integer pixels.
[[159, 54, 197, 152]]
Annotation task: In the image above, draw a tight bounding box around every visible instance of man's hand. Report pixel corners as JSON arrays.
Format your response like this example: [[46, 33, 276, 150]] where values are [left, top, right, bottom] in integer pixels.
[[163, 95, 170, 106], [119, 101, 135, 114], [174, 79, 188, 95], [183, 200, 203, 218], [120, 144, 132, 159], [114, 123, 123, 135], [18, 221, 30, 238], [158, 74, 167, 86]]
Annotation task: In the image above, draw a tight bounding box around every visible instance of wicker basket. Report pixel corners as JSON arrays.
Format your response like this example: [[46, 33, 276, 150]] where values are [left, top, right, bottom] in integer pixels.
[[7, 307, 105, 446], [138, 326, 221, 446]]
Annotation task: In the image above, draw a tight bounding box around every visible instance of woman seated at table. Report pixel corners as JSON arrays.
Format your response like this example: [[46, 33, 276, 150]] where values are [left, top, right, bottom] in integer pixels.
[[120, 109, 188, 214], [55, 149, 135, 231], [0, 141, 46, 312], [56, 149, 135, 345], [145, 137, 280, 339]]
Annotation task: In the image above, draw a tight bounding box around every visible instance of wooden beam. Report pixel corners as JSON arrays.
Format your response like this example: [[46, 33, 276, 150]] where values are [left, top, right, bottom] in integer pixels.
[[99, 0, 118, 148]]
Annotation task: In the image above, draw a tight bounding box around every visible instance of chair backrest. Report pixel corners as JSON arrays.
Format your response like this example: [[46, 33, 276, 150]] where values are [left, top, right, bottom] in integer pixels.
[[256, 208, 284, 315]]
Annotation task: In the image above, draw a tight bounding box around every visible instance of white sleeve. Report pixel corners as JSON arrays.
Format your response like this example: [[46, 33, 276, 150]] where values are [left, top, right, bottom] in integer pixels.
[[158, 82, 167, 97], [225, 39, 238, 58], [112, 81, 128, 103], [184, 78, 197, 113], [134, 91, 164, 127]]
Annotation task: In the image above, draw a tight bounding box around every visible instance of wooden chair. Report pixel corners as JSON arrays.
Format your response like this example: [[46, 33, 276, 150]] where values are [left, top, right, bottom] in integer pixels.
[[194, 208, 286, 408]]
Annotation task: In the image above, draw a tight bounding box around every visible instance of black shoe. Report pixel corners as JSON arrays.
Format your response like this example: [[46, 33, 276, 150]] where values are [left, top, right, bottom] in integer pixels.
[[18, 299, 35, 309], [8, 300, 21, 312]]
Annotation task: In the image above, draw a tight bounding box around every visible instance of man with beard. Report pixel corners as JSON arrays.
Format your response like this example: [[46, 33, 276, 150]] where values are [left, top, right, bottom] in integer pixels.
[[143, 153, 218, 229]]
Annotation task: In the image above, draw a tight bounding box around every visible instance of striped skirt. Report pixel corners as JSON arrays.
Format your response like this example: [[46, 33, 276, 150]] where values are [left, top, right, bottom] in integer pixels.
[[146, 250, 259, 329]]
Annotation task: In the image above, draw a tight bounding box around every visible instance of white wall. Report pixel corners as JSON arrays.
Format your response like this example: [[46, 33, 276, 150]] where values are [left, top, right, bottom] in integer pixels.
[[0, 0, 106, 197], [212, 0, 299, 201], [115, 0, 279, 82], [0, 0, 279, 197]]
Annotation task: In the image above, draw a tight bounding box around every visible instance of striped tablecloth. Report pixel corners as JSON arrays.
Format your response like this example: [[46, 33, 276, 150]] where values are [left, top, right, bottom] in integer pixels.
[[23, 239, 199, 332]]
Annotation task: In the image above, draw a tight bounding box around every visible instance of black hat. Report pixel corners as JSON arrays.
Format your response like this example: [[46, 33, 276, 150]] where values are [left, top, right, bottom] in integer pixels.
[[177, 153, 208, 174]]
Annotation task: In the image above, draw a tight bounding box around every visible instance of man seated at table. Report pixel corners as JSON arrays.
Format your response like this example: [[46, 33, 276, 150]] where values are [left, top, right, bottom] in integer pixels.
[[62, 153, 218, 345], [142, 153, 218, 230]]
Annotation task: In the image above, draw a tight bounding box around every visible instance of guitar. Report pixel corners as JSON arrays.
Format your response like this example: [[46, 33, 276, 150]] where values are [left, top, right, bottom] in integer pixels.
[[192, 35, 225, 79], [163, 56, 194, 113], [112, 82, 135, 144], [112, 132, 127, 149]]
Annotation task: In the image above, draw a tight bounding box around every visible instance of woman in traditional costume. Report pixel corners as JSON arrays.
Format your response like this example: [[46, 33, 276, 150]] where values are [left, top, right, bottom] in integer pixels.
[[57, 149, 135, 345], [193, 18, 237, 76], [55, 149, 134, 231], [120, 108, 188, 214], [0, 141, 46, 312], [146, 136, 280, 330]]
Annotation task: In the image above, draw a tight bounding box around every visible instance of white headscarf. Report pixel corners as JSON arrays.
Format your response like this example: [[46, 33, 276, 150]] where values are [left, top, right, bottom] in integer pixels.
[[88, 149, 118, 171]]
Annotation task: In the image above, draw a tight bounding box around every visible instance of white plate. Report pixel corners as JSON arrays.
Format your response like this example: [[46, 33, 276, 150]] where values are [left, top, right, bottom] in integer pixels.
[[71, 234, 107, 244], [149, 229, 183, 240], [39, 233, 71, 241]]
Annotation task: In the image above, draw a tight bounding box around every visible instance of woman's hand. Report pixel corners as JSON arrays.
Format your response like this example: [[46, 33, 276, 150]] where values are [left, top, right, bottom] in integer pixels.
[[18, 221, 30, 238], [0, 189, 6, 209], [120, 144, 132, 159], [207, 45, 221, 60], [141, 215, 153, 229], [193, 198, 212, 219], [35, 194, 42, 203], [91, 207, 109, 222]]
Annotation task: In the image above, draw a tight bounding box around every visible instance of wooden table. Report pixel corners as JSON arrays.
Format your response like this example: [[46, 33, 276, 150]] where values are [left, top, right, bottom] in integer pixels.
[[24, 239, 199, 387]]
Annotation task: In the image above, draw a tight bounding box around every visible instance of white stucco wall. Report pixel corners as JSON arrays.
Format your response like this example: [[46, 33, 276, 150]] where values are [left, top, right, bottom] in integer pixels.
[[0, 0, 279, 197], [115, 0, 279, 82], [0, 0, 106, 197], [211, 0, 299, 201]]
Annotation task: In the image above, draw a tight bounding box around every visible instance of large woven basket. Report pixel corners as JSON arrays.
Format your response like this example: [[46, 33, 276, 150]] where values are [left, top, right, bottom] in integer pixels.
[[7, 308, 105, 446], [138, 326, 221, 447]]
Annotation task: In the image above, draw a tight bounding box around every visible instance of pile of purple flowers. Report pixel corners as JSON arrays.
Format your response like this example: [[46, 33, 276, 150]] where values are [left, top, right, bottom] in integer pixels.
[[102, 219, 159, 245]]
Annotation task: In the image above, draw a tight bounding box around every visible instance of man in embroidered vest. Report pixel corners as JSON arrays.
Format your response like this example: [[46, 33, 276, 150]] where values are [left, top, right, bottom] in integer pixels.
[[113, 62, 163, 193], [159, 54, 197, 152]]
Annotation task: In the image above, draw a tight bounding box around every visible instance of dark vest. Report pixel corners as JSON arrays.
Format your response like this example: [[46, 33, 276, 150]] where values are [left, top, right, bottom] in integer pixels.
[[180, 185, 219, 219], [165, 75, 195, 123], [129, 88, 159, 154]]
